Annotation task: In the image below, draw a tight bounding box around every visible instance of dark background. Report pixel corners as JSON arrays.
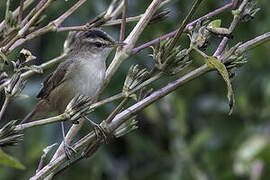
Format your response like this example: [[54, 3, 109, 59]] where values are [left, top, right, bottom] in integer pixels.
[[1, 0, 270, 179]]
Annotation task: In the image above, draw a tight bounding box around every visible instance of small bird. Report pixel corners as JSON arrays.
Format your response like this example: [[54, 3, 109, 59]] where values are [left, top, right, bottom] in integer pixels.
[[23, 28, 124, 122]]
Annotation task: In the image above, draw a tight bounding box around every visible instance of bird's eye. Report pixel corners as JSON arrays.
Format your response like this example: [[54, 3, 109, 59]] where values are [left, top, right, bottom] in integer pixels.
[[94, 42, 103, 48]]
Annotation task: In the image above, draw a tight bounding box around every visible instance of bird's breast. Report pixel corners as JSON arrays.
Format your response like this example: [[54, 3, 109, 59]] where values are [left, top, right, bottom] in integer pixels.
[[72, 61, 105, 98]]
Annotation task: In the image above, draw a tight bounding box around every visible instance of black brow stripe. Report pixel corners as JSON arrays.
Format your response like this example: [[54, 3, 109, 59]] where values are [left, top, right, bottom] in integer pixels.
[[84, 29, 112, 42]]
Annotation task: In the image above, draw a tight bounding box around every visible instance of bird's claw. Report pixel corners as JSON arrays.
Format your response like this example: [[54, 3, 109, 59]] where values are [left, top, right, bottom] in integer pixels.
[[64, 141, 77, 159], [93, 123, 108, 144], [83, 115, 108, 144]]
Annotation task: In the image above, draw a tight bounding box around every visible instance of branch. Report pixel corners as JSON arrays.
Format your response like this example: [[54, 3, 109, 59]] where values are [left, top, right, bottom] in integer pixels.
[[119, 0, 128, 43], [131, 2, 232, 55], [15, 115, 67, 131], [235, 32, 270, 55], [105, 97, 129, 124], [104, 0, 162, 88], [213, 0, 249, 57], [18, 0, 24, 24], [53, 0, 87, 27], [166, 0, 203, 53], [0, 96, 10, 121]]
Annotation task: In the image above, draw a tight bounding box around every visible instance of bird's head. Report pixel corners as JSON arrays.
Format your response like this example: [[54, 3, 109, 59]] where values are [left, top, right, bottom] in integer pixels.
[[64, 28, 125, 57]]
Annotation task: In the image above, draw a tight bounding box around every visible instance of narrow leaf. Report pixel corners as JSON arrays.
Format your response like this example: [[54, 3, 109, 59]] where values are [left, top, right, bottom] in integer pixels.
[[0, 148, 25, 169], [205, 56, 235, 115]]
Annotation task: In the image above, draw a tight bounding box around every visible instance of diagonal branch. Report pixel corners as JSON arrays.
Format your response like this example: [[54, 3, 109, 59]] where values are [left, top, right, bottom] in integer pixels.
[[104, 0, 162, 89]]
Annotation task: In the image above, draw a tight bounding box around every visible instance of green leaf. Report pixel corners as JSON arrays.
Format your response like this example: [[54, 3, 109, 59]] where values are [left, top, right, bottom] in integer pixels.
[[207, 19, 221, 28], [205, 56, 235, 115], [0, 148, 25, 169]]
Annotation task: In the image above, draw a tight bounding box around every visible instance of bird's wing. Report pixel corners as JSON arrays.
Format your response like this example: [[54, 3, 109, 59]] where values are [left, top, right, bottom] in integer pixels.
[[36, 60, 74, 99]]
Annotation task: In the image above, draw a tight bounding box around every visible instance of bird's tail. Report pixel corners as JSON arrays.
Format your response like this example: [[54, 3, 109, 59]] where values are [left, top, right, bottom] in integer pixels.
[[22, 100, 52, 123]]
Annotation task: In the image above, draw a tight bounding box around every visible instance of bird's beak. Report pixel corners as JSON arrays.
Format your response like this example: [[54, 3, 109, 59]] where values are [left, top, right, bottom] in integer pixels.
[[114, 41, 127, 46]]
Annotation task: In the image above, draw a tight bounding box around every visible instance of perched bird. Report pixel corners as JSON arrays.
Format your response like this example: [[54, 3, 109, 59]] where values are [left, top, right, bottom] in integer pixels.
[[23, 29, 124, 122]]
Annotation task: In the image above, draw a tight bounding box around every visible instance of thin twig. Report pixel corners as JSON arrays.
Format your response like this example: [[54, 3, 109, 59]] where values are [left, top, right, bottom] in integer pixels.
[[105, 97, 129, 124], [5, 0, 11, 25], [119, 0, 128, 46], [21, 0, 48, 27], [166, 0, 203, 54], [15, 114, 67, 131], [131, 2, 232, 55], [36, 154, 47, 173], [104, 15, 141, 26], [0, 96, 10, 121], [18, 0, 24, 24], [117, 0, 128, 51], [36, 143, 58, 173], [53, 0, 87, 27]]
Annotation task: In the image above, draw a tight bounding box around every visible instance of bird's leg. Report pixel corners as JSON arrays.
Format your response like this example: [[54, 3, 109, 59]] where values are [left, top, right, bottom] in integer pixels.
[[61, 121, 77, 159], [82, 115, 108, 144]]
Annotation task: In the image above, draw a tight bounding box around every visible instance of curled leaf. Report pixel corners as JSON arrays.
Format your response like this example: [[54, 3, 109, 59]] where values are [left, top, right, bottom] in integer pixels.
[[205, 56, 235, 115]]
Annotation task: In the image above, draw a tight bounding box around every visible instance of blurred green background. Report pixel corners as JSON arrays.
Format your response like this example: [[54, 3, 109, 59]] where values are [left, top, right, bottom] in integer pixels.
[[1, 0, 270, 179]]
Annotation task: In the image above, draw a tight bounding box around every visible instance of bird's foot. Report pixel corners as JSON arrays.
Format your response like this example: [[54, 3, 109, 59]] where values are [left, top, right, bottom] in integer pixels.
[[63, 140, 77, 159], [83, 115, 108, 144]]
